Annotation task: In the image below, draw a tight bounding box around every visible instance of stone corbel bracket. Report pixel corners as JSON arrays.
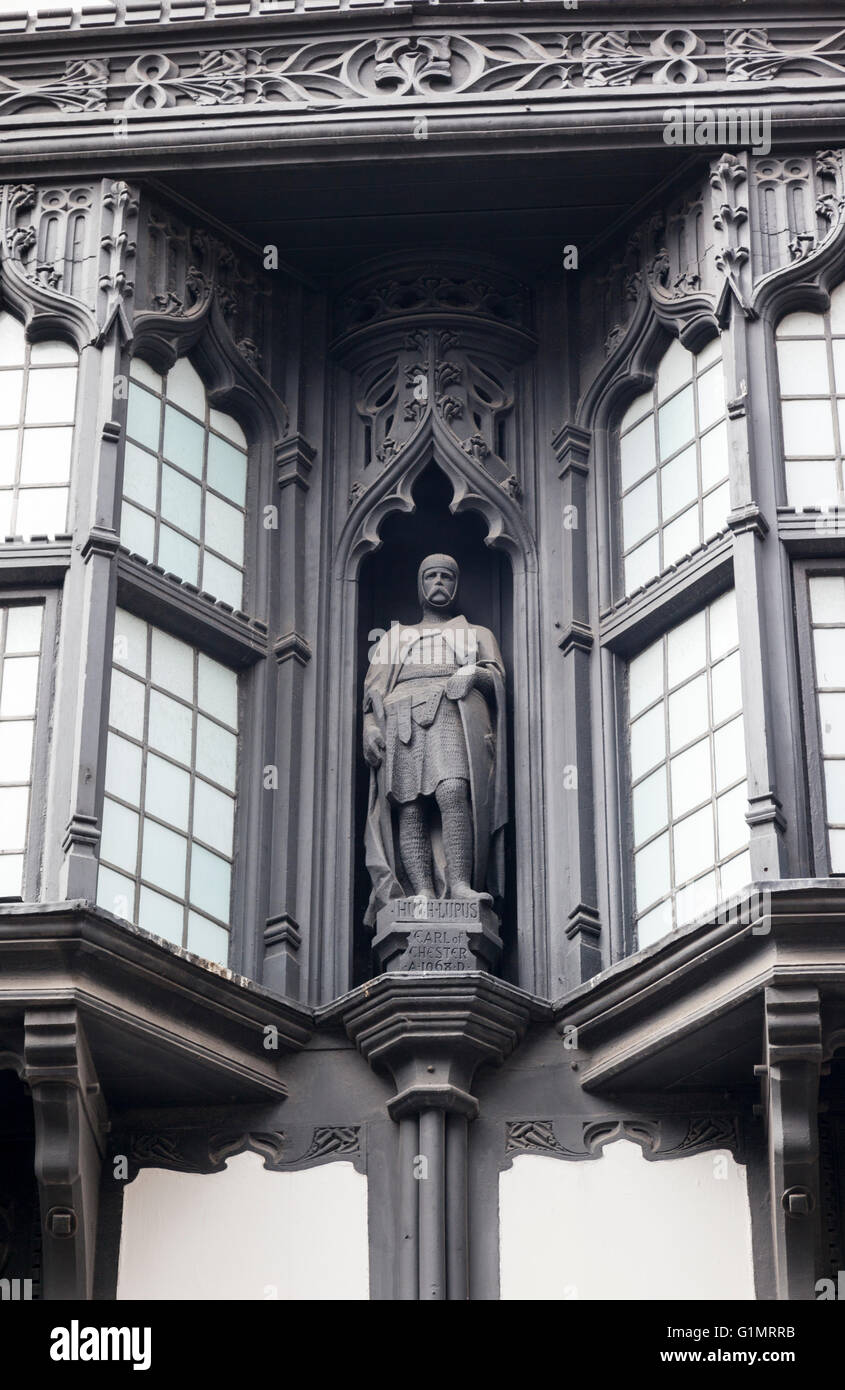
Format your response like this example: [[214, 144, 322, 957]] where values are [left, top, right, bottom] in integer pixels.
[[22, 1006, 108, 1301], [329, 973, 549, 1300]]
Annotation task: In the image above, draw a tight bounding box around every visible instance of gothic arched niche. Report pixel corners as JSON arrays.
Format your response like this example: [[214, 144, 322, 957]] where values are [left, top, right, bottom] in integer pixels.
[[353, 463, 516, 985]]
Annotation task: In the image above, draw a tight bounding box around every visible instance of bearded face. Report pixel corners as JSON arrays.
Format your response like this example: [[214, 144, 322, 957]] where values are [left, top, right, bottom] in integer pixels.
[[418, 554, 459, 610]]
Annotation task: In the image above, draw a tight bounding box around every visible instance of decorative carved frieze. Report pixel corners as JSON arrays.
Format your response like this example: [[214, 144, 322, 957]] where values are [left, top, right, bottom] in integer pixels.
[[505, 1115, 742, 1162], [7, 24, 845, 125], [119, 1123, 361, 1181]]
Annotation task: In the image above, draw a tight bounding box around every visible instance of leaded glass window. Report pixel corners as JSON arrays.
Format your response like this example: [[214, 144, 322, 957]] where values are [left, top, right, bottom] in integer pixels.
[[808, 575, 845, 871], [96, 607, 239, 966], [0, 311, 78, 541], [627, 590, 750, 949], [121, 357, 248, 610], [618, 337, 730, 595], [776, 283, 845, 509], [0, 602, 45, 898]]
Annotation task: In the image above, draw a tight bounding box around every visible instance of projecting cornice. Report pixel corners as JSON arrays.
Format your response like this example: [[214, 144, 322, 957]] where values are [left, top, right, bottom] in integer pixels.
[[3, 10, 845, 167]]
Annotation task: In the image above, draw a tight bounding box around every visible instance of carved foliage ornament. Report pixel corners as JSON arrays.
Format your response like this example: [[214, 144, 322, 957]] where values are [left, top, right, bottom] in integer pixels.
[[12, 25, 845, 118]]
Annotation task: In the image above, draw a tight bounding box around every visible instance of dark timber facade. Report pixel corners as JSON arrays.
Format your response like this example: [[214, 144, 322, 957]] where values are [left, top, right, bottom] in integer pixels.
[[0, 0, 844, 1302]]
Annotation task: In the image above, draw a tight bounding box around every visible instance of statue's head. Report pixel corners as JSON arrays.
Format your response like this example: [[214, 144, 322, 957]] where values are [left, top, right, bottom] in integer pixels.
[[418, 554, 459, 611]]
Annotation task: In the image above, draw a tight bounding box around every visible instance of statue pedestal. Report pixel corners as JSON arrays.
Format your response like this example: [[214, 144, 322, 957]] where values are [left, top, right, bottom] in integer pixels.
[[373, 897, 502, 974]]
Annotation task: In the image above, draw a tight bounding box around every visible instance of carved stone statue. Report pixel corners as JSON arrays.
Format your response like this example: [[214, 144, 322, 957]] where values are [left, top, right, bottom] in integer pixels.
[[363, 554, 507, 971]]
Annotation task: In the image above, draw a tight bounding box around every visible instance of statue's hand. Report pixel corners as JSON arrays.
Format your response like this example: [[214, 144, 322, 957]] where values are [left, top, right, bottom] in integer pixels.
[[446, 665, 478, 701], [364, 726, 386, 768]]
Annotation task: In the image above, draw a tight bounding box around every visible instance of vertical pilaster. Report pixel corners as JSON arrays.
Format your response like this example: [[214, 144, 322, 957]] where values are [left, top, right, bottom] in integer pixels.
[[552, 423, 601, 984]]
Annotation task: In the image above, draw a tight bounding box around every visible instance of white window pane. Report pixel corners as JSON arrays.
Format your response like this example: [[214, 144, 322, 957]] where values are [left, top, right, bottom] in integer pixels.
[[97, 864, 135, 921], [16, 487, 68, 538], [656, 339, 693, 402], [702, 480, 731, 540], [781, 399, 836, 457], [624, 536, 660, 594], [0, 720, 34, 782], [635, 831, 671, 912], [696, 337, 722, 372], [667, 610, 706, 687], [637, 899, 673, 949], [668, 673, 709, 752], [814, 629, 845, 688], [160, 464, 202, 538], [632, 766, 668, 846], [0, 432, 16, 486], [207, 435, 247, 506], [144, 753, 191, 833], [824, 761, 845, 823], [0, 656, 39, 718], [19, 426, 73, 484], [205, 492, 244, 567], [195, 715, 237, 790], [676, 870, 717, 927], [189, 843, 231, 921], [166, 356, 206, 419], [104, 732, 143, 805], [819, 693, 845, 755], [831, 283, 845, 334], [24, 368, 76, 424], [696, 362, 726, 431], [113, 609, 148, 676], [630, 702, 666, 780], [0, 371, 23, 425], [714, 715, 745, 792], [776, 337, 829, 396], [0, 315, 25, 366], [5, 604, 42, 654], [709, 589, 739, 660], [138, 885, 183, 945], [785, 458, 839, 509], [127, 385, 161, 450], [776, 310, 824, 338], [620, 391, 653, 435], [201, 552, 243, 609], [187, 910, 229, 966], [209, 410, 247, 449], [121, 502, 155, 560], [673, 804, 715, 883], [670, 738, 712, 819], [719, 849, 751, 902], [150, 627, 194, 702], [830, 829, 845, 873], [661, 505, 699, 568], [658, 384, 695, 460], [163, 406, 205, 478], [0, 786, 28, 850], [700, 420, 729, 492], [148, 689, 192, 764], [711, 651, 743, 724], [193, 779, 235, 856], [660, 444, 697, 519], [141, 817, 187, 897], [109, 669, 145, 738], [122, 442, 158, 511], [628, 640, 663, 718], [197, 654, 238, 728], [832, 338, 845, 394], [620, 414, 656, 491], [717, 782, 748, 858], [158, 525, 199, 585], [0, 491, 12, 537], [100, 797, 139, 874], [29, 340, 76, 366], [0, 854, 23, 897], [810, 576, 845, 624], [130, 357, 164, 393]]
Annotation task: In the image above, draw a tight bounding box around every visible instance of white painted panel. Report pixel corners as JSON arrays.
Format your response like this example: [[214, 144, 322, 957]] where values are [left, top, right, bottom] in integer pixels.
[[500, 1138, 755, 1300], [117, 1153, 369, 1300]]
